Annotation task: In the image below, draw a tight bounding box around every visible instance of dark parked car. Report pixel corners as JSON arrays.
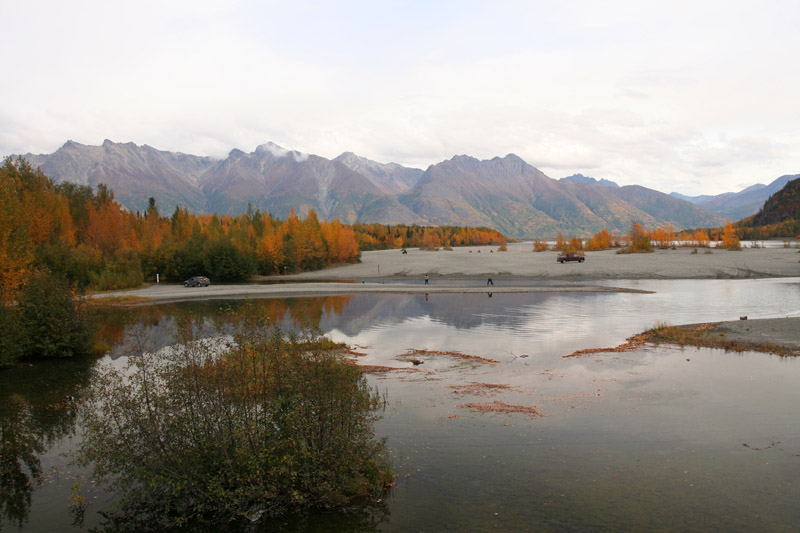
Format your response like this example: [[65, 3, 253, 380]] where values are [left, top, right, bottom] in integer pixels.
[[557, 253, 585, 263], [184, 276, 211, 287]]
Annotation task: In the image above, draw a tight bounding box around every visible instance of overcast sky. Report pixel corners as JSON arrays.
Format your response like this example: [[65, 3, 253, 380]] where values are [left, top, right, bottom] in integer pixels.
[[2, 0, 798, 195]]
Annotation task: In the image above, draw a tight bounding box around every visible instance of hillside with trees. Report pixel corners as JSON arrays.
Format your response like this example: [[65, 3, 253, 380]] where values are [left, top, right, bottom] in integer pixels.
[[737, 177, 800, 240]]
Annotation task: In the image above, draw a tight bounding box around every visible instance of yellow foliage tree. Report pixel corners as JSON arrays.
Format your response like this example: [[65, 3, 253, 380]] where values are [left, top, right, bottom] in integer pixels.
[[722, 220, 741, 250]]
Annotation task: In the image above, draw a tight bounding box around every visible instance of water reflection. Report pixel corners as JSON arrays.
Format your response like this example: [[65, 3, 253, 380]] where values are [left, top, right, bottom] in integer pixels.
[[96, 296, 356, 358], [0, 356, 96, 528], [2, 279, 800, 530]]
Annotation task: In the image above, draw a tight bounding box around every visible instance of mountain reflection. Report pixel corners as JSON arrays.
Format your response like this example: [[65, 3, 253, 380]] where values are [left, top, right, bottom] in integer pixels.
[[96, 293, 572, 356], [319, 292, 566, 336]]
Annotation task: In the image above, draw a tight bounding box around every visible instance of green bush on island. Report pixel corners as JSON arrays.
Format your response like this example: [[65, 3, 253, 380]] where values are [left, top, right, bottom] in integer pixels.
[[0, 271, 93, 368], [78, 307, 393, 527], [18, 271, 94, 359]]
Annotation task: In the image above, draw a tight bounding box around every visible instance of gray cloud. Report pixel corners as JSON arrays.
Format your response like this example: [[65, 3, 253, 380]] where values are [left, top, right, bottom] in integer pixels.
[[1, 1, 799, 197]]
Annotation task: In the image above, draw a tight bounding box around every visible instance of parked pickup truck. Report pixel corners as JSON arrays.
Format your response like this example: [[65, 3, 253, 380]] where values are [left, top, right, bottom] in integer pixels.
[[557, 253, 585, 263]]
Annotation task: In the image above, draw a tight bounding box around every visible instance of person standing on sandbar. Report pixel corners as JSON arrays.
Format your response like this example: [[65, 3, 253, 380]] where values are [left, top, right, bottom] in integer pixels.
[[424, 273, 429, 285]]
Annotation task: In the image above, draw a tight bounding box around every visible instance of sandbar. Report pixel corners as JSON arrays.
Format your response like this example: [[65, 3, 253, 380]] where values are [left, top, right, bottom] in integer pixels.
[[285, 242, 800, 281], [93, 243, 799, 304]]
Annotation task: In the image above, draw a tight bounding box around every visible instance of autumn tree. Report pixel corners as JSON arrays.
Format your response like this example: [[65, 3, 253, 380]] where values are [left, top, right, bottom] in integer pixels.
[[722, 220, 741, 250], [625, 222, 652, 253], [693, 229, 710, 247], [321, 219, 359, 264], [585, 229, 612, 251], [0, 158, 73, 302], [555, 232, 566, 252], [0, 158, 34, 303]]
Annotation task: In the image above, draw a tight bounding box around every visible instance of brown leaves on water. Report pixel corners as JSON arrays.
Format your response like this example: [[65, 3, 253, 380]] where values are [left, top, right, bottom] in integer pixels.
[[457, 400, 543, 419], [341, 347, 368, 357], [358, 365, 419, 374], [563, 332, 651, 358], [447, 382, 519, 396]]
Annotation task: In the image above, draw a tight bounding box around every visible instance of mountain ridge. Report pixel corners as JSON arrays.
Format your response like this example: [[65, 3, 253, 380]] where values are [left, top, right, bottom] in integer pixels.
[[15, 139, 727, 238], [670, 174, 799, 220]]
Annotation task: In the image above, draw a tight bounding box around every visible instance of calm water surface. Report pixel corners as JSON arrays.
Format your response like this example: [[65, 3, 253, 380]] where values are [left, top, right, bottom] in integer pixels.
[[2, 278, 799, 531]]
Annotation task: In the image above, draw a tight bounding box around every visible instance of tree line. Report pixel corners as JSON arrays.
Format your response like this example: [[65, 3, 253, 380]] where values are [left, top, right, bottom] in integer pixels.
[[0, 157, 361, 299], [534, 221, 742, 254], [351, 223, 507, 251], [1, 157, 513, 303]]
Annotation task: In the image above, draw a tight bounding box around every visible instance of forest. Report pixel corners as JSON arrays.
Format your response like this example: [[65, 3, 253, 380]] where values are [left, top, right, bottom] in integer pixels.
[[0, 157, 508, 303]]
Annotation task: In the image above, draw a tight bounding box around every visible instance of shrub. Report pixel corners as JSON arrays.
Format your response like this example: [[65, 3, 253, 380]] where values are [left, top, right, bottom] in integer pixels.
[[17, 271, 93, 359], [0, 305, 24, 367], [78, 308, 393, 527], [532, 240, 548, 252]]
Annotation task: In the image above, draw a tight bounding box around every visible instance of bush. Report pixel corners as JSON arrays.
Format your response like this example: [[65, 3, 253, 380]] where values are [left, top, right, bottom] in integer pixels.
[[79, 308, 393, 527], [532, 240, 549, 252], [0, 305, 24, 367], [17, 271, 93, 359]]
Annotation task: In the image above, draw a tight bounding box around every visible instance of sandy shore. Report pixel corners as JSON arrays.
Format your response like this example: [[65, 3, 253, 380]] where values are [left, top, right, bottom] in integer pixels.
[[285, 242, 800, 281], [94, 243, 799, 303], [711, 317, 800, 351]]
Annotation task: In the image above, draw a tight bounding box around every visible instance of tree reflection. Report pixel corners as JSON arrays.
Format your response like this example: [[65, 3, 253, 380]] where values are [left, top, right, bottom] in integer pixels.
[[0, 356, 95, 528], [97, 296, 356, 356], [0, 296, 357, 529], [0, 395, 44, 527]]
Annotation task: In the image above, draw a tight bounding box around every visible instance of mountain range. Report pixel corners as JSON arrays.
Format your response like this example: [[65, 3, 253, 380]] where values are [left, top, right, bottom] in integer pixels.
[[16, 139, 732, 238], [670, 174, 800, 221]]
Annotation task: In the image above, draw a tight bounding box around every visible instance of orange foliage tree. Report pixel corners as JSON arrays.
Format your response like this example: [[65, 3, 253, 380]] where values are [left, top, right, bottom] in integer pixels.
[[721, 220, 741, 250]]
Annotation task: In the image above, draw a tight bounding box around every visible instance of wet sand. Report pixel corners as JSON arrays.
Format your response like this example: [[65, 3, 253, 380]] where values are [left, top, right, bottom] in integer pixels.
[[710, 317, 800, 351]]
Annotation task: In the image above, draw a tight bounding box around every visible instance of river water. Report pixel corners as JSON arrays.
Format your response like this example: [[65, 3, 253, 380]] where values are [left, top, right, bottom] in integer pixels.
[[2, 278, 799, 531]]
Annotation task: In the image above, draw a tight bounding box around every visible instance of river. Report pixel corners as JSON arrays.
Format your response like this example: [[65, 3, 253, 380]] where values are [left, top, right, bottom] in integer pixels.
[[2, 278, 799, 530]]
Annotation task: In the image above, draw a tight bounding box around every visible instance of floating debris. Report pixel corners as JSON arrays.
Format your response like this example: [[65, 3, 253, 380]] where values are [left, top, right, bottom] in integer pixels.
[[457, 400, 543, 418], [358, 365, 418, 374], [447, 382, 520, 397]]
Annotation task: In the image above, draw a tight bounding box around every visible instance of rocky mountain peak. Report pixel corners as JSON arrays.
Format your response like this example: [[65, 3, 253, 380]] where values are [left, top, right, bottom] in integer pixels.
[[334, 151, 423, 194], [254, 142, 308, 162], [561, 173, 620, 187], [10, 139, 731, 238]]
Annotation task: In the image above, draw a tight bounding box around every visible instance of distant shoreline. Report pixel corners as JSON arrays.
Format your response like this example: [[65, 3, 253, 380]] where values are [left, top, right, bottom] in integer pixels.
[[90, 244, 800, 353], [92, 243, 799, 305], [280, 242, 800, 282]]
